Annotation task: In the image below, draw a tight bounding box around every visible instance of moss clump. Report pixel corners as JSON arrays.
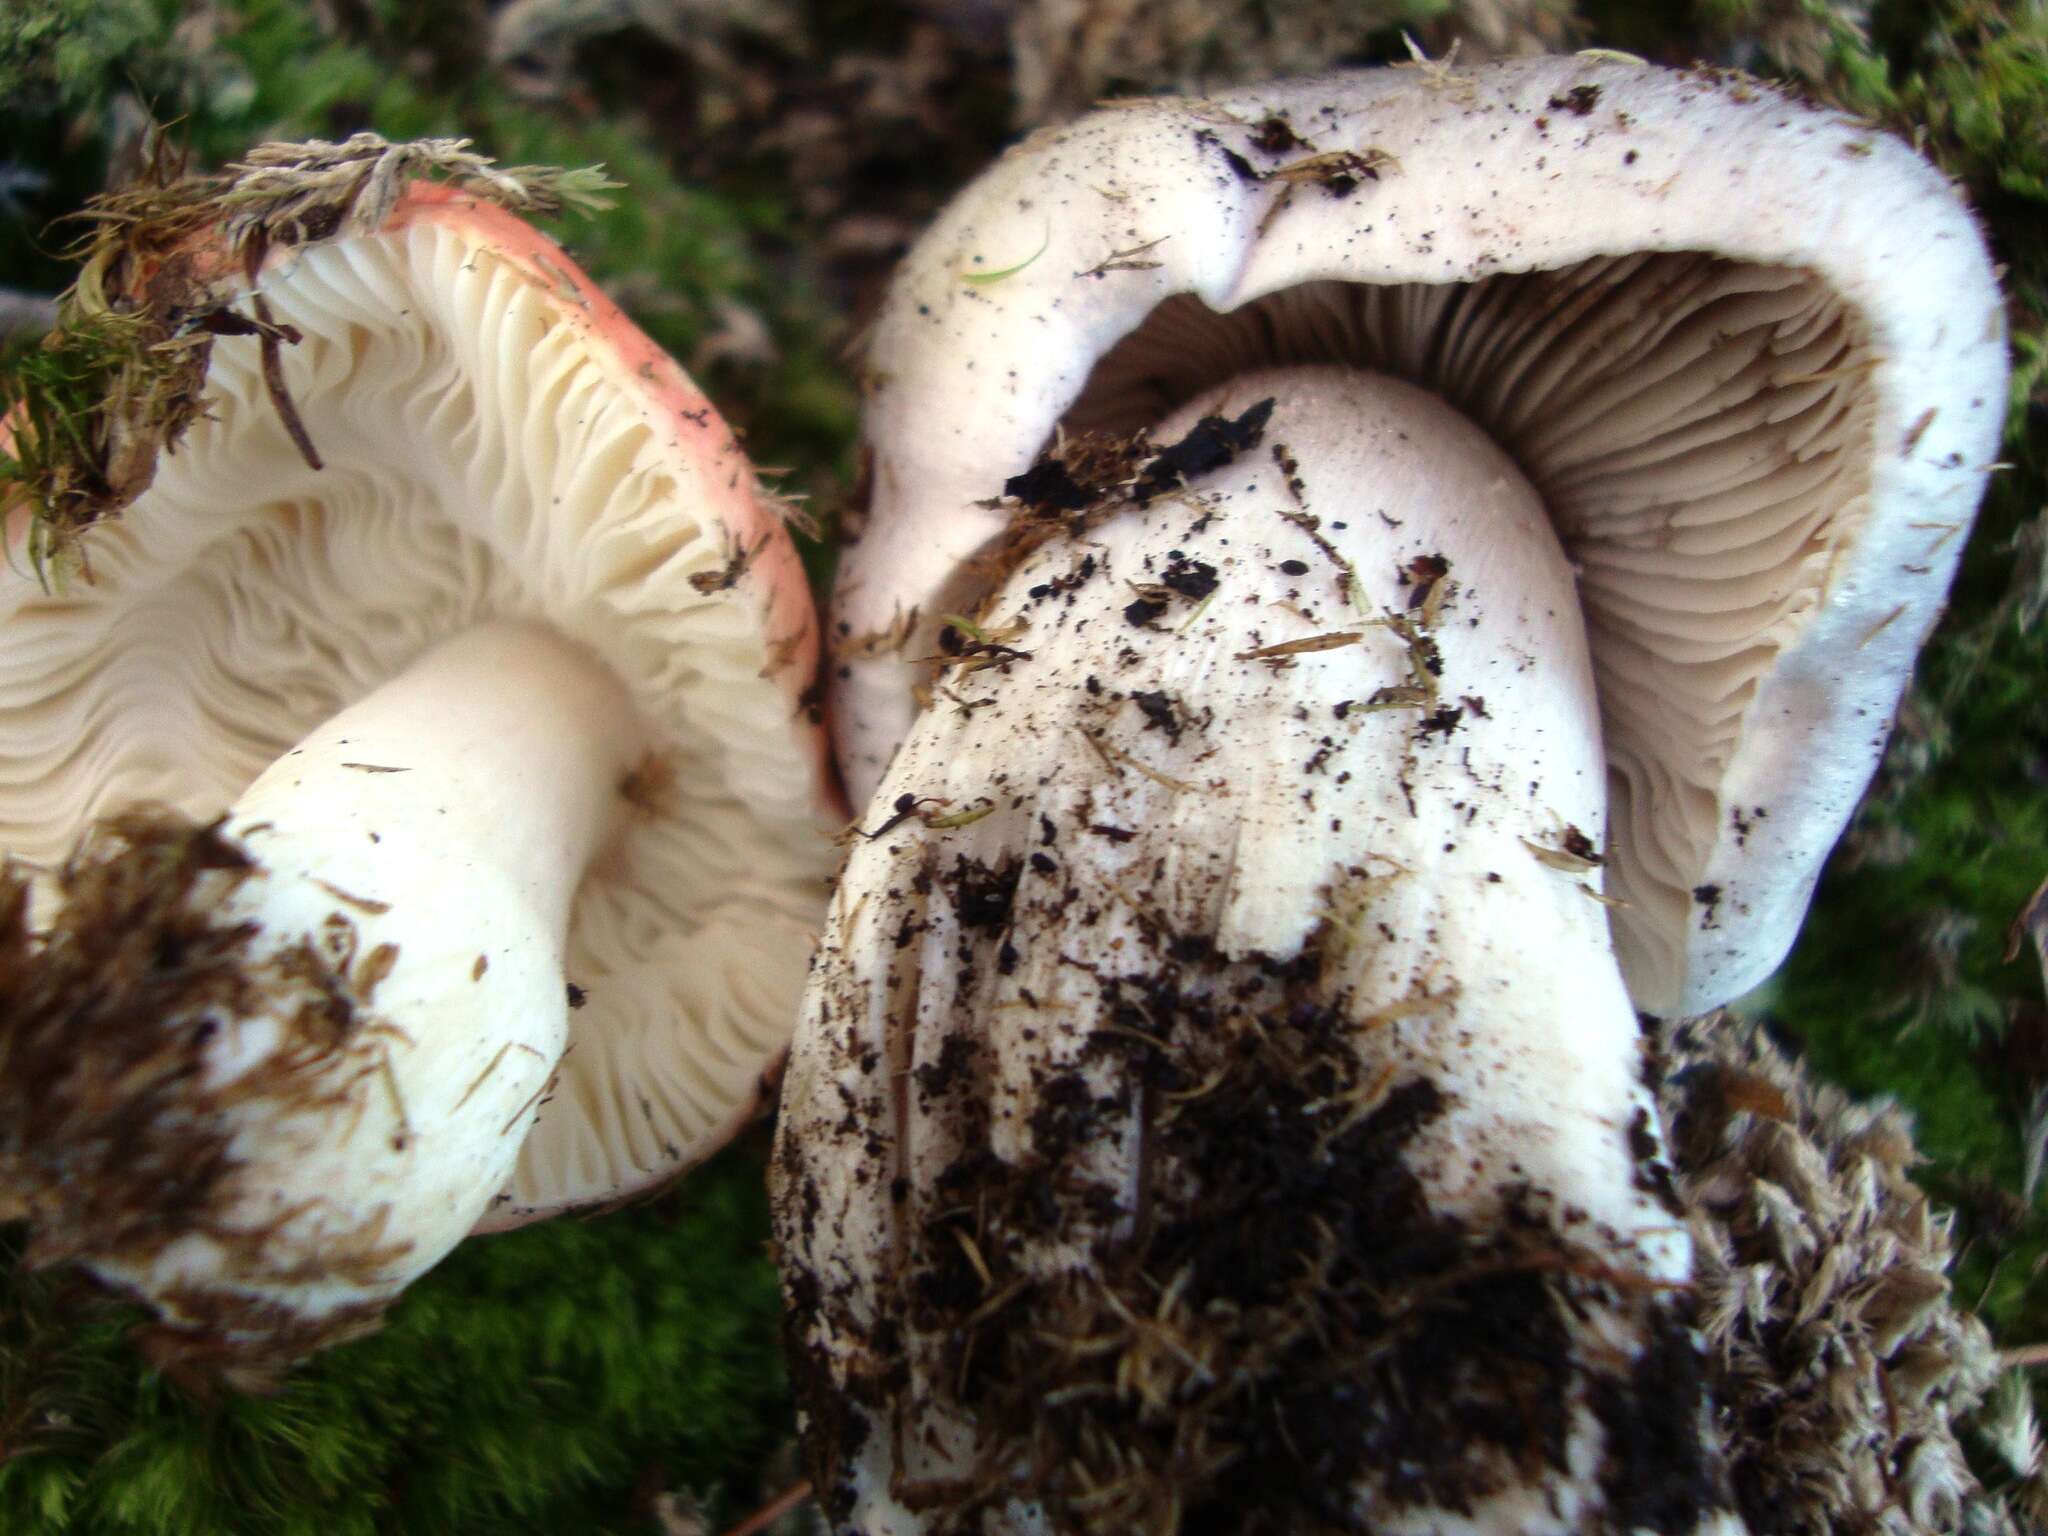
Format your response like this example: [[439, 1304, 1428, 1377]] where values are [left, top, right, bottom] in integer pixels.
[[0, 1154, 789, 1536], [1663, 1013, 2008, 1534], [0, 131, 616, 585]]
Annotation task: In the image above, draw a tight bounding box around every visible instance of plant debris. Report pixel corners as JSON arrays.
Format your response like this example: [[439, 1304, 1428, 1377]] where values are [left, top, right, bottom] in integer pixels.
[[0, 811, 404, 1387], [0, 130, 616, 586], [1235, 629, 1363, 662], [1132, 397, 1273, 505], [1659, 1014, 2006, 1535], [999, 429, 1150, 514], [1263, 147, 1396, 196], [784, 917, 1719, 1534], [997, 400, 1274, 524]]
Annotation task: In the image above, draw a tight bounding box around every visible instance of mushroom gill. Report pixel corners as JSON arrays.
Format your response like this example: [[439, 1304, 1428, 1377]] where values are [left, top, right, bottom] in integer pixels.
[[0, 220, 823, 1210], [0, 168, 837, 1368], [1062, 256, 1876, 1008]]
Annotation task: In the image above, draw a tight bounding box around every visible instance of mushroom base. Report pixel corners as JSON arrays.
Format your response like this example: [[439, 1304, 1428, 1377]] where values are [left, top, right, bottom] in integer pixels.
[[784, 951, 1718, 1536], [0, 812, 400, 1386], [0, 621, 642, 1375]]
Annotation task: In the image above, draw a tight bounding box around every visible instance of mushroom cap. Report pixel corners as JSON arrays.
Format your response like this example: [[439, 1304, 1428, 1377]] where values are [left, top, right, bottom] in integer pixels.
[[836, 56, 2007, 1015], [0, 179, 839, 1226]]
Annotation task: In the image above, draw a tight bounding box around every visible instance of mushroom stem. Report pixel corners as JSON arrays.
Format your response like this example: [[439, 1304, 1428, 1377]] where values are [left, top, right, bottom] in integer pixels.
[[39, 620, 642, 1362], [228, 619, 638, 941], [777, 368, 1713, 1533]]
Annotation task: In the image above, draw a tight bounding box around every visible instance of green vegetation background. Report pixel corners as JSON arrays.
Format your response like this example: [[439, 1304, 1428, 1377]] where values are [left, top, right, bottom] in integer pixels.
[[0, 0, 2042, 1531]]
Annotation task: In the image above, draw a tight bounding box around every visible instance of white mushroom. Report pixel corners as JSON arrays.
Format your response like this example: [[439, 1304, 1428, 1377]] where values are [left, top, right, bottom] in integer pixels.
[[0, 160, 839, 1371], [833, 55, 2008, 1015], [776, 57, 2006, 1534]]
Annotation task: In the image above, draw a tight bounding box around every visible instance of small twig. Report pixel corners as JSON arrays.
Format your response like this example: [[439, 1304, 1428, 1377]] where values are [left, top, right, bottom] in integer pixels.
[[719, 1481, 814, 1536], [252, 294, 322, 471]]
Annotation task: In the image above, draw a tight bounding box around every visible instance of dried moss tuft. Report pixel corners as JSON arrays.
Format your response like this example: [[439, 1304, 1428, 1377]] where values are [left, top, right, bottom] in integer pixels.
[[1660, 1014, 2010, 1536], [0, 809, 402, 1386], [0, 129, 615, 584]]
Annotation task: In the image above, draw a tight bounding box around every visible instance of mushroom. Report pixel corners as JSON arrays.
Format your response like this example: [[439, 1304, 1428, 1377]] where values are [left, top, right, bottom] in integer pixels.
[[0, 138, 839, 1373], [775, 57, 2005, 1534], [832, 54, 2007, 1015]]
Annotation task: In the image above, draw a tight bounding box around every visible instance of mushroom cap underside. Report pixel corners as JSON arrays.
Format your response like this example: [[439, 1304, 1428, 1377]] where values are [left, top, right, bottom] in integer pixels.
[[837, 55, 2008, 1015], [0, 184, 838, 1223]]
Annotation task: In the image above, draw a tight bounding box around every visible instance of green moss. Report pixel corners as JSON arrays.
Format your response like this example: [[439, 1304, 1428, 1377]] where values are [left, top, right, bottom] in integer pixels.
[[2, 133, 622, 583], [0, 0, 858, 521], [0, 1147, 787, 1536], [0, 0, 217, 117], [1755, 0, 2048, 1465]]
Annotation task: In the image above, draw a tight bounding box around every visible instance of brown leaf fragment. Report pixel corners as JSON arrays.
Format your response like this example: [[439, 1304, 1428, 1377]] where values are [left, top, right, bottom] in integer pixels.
[[1523, 837, 1601, 874], [1236, 630, 1363, 661], [1265, 148, 1397, 195]]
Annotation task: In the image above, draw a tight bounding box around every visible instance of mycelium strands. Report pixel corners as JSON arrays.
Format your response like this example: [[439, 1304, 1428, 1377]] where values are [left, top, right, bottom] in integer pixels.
[[75, 620, 638, 1346], [776, 369, 1719, 1536], [0, 207, 828, 1226]]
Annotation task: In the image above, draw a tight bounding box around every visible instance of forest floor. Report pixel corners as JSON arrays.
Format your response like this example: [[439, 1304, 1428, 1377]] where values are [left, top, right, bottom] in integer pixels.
[[1, 1, 2045, 1531]]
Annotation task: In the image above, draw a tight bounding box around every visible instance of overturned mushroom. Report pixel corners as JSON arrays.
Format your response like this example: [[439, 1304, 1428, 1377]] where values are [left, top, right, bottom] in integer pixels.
[[832, 55, 2007, 1015], [0, 139, 838, 1374], [777, 57, 2005, 1534]]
